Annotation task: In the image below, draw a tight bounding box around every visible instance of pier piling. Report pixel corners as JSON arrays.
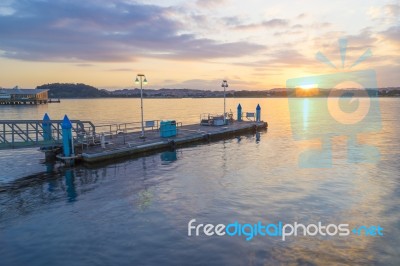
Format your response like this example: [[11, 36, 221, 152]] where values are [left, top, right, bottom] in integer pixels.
[[61, 115, 74, 157], [42, 113, 52, 141], [237, 104, 242, 121]]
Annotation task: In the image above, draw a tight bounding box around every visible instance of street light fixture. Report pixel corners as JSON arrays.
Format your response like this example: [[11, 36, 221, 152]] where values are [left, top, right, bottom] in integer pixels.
[[221, 80, 228, 124], [135, 74, 147, 138]]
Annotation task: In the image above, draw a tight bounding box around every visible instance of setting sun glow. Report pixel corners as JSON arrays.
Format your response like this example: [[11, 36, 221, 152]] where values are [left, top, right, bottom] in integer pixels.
[[296, 84, 319, 97], [0, 1, 398, 90], [299, 84, 318, 90]]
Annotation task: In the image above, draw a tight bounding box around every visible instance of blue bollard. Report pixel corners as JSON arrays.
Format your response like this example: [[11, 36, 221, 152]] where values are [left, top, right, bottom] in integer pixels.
[[42, 113, 52, 141], [237, 103, 242, 121], [61, 115, 73, 157], [256, 104, 261, 122]]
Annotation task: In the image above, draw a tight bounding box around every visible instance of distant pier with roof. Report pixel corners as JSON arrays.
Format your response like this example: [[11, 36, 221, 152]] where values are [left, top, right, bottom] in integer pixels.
[[0, 87, 50, 105]]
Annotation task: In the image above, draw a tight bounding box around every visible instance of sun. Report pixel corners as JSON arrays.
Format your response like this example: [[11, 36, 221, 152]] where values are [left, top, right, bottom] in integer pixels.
[[295, 84, 319, 97], [299, 84, 318, 90]]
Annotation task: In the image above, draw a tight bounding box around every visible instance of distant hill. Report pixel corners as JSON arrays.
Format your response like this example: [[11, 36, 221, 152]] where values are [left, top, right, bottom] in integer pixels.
[[36, 83, 109, 98], [35, 83, 400, 98]]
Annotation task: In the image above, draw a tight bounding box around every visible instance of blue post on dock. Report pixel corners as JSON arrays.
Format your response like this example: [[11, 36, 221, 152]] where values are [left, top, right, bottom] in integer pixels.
[[256, 104, 261, 122], [237, 104, 242, 121], [61, 115, 74, 157], [42, 113, 52, 141]]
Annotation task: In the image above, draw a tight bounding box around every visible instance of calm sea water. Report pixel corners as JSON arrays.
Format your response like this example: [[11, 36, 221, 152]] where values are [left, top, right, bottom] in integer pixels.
[[0, 98, 399, 265]]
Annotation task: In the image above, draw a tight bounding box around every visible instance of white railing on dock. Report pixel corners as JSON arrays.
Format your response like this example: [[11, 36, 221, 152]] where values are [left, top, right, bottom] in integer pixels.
[[95, 120, 183, 136], [0, 118, 184, 150], [79, 120, 184, 150], [0, 120, 95, 149]]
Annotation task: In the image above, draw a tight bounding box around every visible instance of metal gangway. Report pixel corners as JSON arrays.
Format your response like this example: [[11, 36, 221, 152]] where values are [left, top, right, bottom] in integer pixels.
[[0, 120, 95, 149]]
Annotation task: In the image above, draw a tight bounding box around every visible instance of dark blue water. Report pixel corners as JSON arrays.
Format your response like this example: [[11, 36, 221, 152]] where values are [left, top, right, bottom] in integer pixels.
[[0, 98, 399, 265]]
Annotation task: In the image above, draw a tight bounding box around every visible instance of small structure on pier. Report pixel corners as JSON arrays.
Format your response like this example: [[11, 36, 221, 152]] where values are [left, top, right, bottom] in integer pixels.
[[0, 87, 49, 105]]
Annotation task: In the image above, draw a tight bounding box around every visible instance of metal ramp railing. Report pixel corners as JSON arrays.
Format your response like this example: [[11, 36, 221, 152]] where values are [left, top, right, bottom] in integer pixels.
[[0, 120, 95, 149]]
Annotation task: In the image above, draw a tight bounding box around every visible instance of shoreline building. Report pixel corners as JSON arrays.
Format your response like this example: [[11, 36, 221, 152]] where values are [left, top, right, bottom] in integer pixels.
[[0, 87, 49, 105]]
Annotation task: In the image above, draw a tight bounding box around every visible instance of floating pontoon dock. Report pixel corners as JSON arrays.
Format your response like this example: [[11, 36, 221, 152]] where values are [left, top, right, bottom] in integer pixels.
[[80, 120, 267, 163], [0, 110, 267, 165]]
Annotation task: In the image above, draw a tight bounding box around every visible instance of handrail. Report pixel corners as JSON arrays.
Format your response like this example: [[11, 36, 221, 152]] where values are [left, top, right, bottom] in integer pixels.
[[117, 120, 161, 133], [0, 119, 96, 149], [95, 123, 119, 136], [0, 119, 183, 149]]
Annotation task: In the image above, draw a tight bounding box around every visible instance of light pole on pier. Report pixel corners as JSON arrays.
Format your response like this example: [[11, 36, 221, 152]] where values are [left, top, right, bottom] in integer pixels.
[[135, 74, 148, 138], [221, 80, 228, 124]]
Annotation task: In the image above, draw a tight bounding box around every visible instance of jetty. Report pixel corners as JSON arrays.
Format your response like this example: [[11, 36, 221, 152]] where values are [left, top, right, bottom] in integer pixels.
[[48, 99, 61, 103], [80, 120, 267, 163], [0, 104, 267, 164], [0, 87, 49, 105]]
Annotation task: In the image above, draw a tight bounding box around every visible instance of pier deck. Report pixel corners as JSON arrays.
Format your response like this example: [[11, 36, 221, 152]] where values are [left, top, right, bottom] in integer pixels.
[[80, 121, 267, 163], [0, 99, 48, 105]]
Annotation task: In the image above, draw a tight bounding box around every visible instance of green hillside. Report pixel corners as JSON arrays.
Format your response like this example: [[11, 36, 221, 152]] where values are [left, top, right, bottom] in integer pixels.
[[36, 83, 109, 98]]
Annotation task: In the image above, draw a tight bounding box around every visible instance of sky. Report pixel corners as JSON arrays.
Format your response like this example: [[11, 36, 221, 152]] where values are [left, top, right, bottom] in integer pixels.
[[0, 0, 399, 90]]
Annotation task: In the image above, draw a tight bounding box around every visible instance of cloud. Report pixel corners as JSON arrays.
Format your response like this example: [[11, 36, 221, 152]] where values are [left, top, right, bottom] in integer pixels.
[[0, 6, 14, 16], [274, 30, 303, 37], [160, 38, 266, 60], [162, 77, 259, 90], [308, 27, 400, 72], [263, 19, 289, 27], [384, 4, 400, 17], [369, 63, 400, 88], [222, 16, 243, 27], [196, 0, 227, 9], [163, 79, 177, 83], [367, 3, 400, 24], [296, 13, 307, 19], [75, 63, 93, 67], [0, 0, 263, 62], [234, 19, 289, 30], [0, 0, 15, 15], [367, 6, 381, 19], [234, 49, 316, 68], [380, 26, 400, 44], [109, 68, 132, 72], [346, 28, 378, 47], [265, 49, 317, 66]]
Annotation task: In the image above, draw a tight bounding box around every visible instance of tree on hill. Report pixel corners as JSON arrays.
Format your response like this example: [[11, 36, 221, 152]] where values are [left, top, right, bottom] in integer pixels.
[[36, 83, 110, 98]]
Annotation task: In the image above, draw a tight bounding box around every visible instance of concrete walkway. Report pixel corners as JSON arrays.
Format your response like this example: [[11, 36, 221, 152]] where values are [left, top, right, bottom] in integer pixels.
[[80, 120, 267, 163]]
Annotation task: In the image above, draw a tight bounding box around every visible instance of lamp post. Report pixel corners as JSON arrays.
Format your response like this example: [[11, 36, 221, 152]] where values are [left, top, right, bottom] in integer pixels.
[[221, 80, 228, 124], [135, 74, 147, 138]]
